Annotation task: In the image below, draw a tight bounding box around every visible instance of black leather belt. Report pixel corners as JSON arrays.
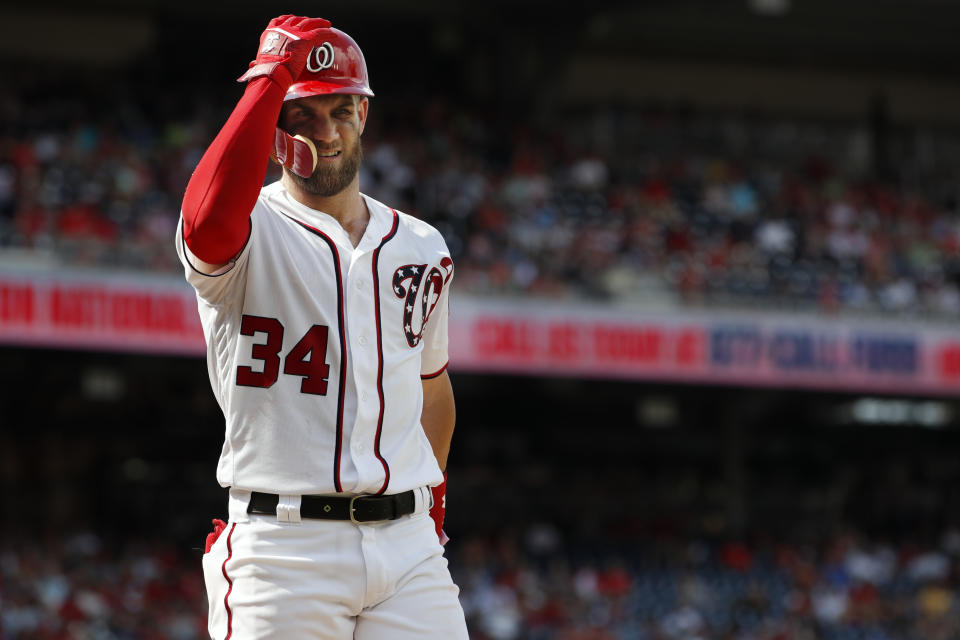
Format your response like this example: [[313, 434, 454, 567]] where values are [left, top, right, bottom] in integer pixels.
[[247, 490, 416, 523]]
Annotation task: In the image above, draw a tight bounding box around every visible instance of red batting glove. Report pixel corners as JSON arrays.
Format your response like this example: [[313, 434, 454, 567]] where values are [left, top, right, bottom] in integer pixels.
[[204, 519, 227, 554], [238, 15, 332, 89], [429, 473, 449, 545]]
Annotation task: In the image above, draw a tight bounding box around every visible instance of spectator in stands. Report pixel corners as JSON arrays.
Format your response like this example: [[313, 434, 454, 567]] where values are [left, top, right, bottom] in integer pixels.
[[2, 84, 960, 319]]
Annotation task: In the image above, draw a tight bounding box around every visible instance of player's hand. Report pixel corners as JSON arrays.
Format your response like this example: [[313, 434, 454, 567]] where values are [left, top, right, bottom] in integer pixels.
[[238, 15, 332, 88], [429, 473, 449, 545]]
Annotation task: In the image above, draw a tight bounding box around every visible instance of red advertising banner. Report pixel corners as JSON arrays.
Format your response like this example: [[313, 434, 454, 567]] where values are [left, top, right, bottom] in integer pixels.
[[1, 270, 959, 395], [448, 298, 960, 396], [0, 272, 205, 355]]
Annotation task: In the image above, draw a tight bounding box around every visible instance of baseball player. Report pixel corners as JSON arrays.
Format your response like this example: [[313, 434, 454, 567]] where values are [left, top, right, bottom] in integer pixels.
[[175, 15, 468, 639]]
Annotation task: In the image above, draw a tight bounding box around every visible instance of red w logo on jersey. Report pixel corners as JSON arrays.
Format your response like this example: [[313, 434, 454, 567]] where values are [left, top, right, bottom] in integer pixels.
[[392, 258, 453, 347]]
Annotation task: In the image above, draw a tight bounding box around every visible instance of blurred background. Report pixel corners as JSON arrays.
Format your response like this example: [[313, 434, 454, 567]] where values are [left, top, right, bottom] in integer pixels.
[[2, 0, 960, 638]]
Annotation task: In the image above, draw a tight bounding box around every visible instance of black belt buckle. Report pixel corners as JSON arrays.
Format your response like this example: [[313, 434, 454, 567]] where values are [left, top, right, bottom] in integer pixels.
[[349, 495, 393, 523]]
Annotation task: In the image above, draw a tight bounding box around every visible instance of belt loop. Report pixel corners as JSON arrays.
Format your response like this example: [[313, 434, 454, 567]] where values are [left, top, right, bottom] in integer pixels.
[[228, 488, 252, 523], [276, 495, 302, 524], [413, 486, 430, 515]]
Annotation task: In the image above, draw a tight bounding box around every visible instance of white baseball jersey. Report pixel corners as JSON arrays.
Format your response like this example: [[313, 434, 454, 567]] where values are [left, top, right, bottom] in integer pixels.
[[176, 181, 452, 496]]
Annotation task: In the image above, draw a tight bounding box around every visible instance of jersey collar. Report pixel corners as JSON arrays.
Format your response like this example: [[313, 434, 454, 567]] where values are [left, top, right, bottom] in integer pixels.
[[271, 186, 390, 254]]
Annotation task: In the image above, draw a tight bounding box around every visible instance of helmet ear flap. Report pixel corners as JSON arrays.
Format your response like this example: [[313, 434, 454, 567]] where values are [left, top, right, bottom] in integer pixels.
[[286, 28, 374, 101]]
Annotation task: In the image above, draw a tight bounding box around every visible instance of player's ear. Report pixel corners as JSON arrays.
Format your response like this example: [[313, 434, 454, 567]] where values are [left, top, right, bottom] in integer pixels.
[[357, 96, 369, 136]]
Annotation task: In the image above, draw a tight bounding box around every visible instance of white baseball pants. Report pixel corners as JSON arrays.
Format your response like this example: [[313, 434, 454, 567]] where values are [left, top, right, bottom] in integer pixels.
[[202, 488, 468, 639]]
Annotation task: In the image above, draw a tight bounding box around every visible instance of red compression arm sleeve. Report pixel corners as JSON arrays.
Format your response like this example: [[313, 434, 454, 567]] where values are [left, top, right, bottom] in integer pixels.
[[181, 77, 286, 265]]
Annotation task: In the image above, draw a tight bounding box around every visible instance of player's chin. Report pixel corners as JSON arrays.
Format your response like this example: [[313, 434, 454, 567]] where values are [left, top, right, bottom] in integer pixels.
[[292, 168, 355, 197]]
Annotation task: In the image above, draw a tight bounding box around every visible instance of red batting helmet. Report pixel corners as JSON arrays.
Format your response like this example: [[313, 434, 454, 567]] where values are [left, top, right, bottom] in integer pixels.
[[286, 27, 374, 101]]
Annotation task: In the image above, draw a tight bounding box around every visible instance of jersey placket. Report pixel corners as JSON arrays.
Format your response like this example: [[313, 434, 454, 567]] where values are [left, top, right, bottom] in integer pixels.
[[344, 215, 390, 494]]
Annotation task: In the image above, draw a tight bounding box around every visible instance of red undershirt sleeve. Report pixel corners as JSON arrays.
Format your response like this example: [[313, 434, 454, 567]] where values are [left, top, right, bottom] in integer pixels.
[[181, 77, 287, 265]]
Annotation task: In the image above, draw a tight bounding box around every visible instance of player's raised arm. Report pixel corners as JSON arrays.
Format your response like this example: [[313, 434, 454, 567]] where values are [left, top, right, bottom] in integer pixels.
[[181, 15, 330, 272]]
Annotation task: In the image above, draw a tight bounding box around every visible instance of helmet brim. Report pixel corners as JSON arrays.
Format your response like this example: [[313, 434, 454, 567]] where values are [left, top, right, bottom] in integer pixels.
[[285, 80, 375, 101]]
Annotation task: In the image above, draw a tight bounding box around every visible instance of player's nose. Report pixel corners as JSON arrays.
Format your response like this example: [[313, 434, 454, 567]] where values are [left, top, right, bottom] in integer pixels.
[[307, 116, 340, 145]]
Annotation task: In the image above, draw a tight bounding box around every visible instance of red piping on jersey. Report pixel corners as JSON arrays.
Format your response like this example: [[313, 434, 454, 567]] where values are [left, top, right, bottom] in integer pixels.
[[421, 362, 449, 380], [221, 522, 237, 640], [371, 209, 400, 495], [283, 214, 348, 493]]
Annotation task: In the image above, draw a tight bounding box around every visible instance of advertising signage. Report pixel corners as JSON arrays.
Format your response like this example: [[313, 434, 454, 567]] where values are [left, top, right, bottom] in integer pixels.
[[2, 272, 958, 395]]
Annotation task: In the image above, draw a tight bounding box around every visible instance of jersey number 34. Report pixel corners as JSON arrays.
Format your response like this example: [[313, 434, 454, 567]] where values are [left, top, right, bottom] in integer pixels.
[[235, 315, 330, 395]]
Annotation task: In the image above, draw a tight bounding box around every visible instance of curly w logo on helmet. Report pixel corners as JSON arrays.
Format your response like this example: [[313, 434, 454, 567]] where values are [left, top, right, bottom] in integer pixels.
[[306, 42, 335, 72]]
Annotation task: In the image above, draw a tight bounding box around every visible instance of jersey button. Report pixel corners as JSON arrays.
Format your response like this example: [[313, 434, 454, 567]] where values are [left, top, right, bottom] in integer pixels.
[[354, 443, 365, 453], [355, 280, 364, 289], [358, 335, 367, 346]]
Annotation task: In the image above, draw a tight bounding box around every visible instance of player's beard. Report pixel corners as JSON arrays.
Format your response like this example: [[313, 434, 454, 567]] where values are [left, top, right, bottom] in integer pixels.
[[289, 137, 363, 197]]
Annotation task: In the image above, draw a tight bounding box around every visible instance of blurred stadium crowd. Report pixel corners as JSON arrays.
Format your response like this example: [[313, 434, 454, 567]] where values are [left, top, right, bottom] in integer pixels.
[[1, 82, 960, 316], [3, 25, 960, 638], [4, 526, 960, 640]]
